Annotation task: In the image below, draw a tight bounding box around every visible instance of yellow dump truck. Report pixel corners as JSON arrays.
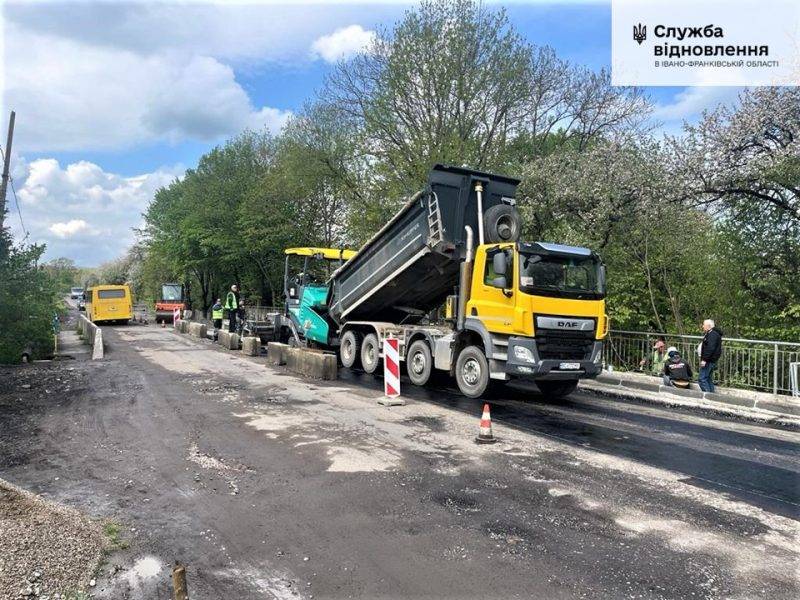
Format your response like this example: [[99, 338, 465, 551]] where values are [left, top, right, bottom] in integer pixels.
[[279, 165, 608, 398]]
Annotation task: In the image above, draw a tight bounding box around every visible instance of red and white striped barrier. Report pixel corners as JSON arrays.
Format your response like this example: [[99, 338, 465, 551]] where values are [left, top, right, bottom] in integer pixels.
[[384, 337, 400, 397]]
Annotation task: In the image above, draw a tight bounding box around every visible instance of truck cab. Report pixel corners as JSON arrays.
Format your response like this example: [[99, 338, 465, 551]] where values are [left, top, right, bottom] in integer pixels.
[[460, 241, 608, 396]]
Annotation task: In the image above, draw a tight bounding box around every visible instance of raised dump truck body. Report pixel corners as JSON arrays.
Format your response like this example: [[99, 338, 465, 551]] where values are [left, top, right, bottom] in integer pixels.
[[328, 164, 519, 325], [281, 165, 608, 399]]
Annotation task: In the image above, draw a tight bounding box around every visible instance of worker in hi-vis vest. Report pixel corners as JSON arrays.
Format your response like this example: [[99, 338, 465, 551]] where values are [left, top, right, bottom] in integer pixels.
[[224, 285, 240, 333], [211, 298, 224, 340]]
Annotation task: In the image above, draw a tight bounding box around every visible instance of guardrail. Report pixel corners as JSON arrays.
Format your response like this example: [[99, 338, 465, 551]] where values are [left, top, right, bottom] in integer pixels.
[[603, 330, 800, 396], [76, 315, 104, 360]]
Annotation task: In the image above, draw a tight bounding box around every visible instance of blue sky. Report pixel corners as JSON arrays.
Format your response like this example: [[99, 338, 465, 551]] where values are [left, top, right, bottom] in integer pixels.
[[1, 1, 741, 265]]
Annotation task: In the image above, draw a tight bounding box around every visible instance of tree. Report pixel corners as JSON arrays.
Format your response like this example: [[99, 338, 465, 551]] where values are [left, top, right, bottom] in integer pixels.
[[43, 257, 79, 294], [0, 230, 59, 363], [324, 0, 649, 192]]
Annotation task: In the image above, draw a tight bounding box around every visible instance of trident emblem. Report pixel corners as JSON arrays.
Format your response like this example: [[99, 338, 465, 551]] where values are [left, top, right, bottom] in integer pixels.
[[633, 23, 647, 45]]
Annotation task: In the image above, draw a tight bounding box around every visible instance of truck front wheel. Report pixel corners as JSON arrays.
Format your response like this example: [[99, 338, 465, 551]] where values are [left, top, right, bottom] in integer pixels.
[[536, 380, 578, 399], [361, 333, 381, 374], [455, 345, 490, 398], [406, 340, 432, 386], [340, 330, 362, 369]]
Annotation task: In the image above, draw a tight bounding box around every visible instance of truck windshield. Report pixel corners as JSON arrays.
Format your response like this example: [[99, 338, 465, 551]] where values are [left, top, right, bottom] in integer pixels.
[[518, 252, 605, 300], [162, 285, 182, 301]]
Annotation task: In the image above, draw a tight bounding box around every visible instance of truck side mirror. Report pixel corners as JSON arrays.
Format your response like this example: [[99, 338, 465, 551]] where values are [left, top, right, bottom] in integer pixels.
[[492, 251, 507, 277], [491, 276, 508, 289]]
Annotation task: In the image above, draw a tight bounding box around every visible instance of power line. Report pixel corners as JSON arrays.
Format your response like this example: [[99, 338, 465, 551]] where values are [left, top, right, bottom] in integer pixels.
[[0, 145, 29, 239], [9, 177, 28, 240]]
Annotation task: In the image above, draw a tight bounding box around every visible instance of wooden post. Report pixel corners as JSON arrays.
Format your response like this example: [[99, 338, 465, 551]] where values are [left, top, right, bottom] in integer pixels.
[[172, 562, 189, 600]]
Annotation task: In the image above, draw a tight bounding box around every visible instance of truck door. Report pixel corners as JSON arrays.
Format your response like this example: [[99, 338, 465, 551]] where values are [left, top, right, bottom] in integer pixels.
[[470, 246, 515, 335]]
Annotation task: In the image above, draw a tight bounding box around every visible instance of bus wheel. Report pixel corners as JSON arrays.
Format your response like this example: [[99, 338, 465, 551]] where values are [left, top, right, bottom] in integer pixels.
[[536, 380, 578, 399], [406, 340, 432, 386], [340, 330, 362, 369], [455, 345, 490, 398], [360, 333, 381, 374]]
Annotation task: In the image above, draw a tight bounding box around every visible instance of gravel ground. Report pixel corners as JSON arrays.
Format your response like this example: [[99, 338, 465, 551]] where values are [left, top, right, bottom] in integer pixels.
[[0, 478, 105, 599]]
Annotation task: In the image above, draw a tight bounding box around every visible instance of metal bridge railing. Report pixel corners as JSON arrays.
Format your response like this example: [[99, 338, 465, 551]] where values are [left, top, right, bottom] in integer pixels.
[[603, 330, 800, 396]]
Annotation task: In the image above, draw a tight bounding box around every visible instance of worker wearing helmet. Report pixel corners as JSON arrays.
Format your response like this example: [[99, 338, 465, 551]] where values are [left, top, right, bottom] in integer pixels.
[[224, 285, 240, 333]]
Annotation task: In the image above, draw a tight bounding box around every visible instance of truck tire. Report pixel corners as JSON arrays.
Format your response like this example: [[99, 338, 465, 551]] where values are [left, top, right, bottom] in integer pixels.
[[455, 345, 490, 398], [484, 204, 521, 243], [536, 380, 578, 399], [361, 333, 381, 374], [406, 340, 432, 386], [340, 330, 362, 369]]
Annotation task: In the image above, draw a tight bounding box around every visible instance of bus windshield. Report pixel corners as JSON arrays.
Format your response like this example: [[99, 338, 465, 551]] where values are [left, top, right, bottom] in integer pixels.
[[519, 251, 605, 300]]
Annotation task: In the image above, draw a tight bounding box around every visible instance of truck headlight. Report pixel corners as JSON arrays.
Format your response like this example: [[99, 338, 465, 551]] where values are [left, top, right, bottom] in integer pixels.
[[513, 346, 536, 363]]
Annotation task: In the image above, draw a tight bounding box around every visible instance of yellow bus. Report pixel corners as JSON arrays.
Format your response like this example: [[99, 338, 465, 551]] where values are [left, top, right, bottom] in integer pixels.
[[85, 284, 133, 324]]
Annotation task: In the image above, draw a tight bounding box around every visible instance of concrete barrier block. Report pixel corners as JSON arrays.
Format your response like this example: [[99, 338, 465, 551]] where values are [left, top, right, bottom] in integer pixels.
[[242, 336, 260, 356], [177, 319, 189, 334], [660, 385, 703, 399], [621, 378, 660, 393], [756, 400, 800, 416], [285, 347, 338, 380], [92, 328, 104, 360], [267, 342, 288, 366], [704, 392, 754, 408], [189, 322, 207, 339], [217, 330, 240, 350]]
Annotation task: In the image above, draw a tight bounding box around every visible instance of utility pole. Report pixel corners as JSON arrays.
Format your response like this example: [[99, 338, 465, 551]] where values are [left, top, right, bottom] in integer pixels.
[[0, 110, 17, 224]]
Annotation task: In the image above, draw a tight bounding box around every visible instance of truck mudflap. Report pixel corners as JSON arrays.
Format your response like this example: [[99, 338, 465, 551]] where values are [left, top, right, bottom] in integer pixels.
[[504, 336, 603, 381]]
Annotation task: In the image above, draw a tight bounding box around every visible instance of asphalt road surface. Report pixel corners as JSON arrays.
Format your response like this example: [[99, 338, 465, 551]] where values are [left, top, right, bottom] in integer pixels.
[[1, 319, 798, 599]]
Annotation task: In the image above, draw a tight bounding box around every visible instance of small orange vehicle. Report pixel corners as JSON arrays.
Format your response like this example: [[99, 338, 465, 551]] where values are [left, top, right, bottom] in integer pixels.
[[155, 283, 185, 323]]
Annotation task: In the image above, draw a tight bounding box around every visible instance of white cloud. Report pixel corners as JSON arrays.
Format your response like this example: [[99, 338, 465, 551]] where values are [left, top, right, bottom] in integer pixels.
[[311, 25, 376, 63], [3, 24, 292, 152], [49, 219, 90, 239], [9, 158, 184, 265]]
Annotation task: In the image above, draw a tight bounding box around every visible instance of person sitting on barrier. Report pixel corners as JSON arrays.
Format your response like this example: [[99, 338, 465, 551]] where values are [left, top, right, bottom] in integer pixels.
[[640, 337, 667, 376], [211, 298, 223, 340], [663, 347, 693, 389]]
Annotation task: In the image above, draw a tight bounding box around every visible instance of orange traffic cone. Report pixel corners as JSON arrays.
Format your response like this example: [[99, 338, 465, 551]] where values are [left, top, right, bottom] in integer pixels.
[[475, 403, 496, 444]]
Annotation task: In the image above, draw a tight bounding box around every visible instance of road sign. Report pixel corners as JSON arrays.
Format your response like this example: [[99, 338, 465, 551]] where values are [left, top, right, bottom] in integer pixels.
[[383, 337, 400, 398]]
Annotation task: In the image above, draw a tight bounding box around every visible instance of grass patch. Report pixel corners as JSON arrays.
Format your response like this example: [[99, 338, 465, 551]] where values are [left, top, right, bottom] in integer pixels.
[[103, 521, 129, 550]]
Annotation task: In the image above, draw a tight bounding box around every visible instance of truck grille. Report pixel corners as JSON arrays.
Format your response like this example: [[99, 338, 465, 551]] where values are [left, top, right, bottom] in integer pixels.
[[535, 329, 595, 361]]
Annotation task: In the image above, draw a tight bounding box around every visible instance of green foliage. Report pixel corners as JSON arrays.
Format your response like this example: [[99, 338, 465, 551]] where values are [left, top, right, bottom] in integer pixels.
[[133, 1, 794, 340], [0, 229, 60, 363]]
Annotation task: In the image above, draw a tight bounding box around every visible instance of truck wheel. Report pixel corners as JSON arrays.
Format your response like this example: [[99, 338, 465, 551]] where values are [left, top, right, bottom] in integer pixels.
[[406, 340, 432, 386], [484, 204, 521, 243], [361, 333, 381, 374], [455, 345, 490, 398], [340, 330, 362, 369], [536, 380, 578, 399]]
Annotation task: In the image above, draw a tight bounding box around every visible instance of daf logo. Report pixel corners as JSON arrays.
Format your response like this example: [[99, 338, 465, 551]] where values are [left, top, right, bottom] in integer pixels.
[[558, 320, 579, 328]]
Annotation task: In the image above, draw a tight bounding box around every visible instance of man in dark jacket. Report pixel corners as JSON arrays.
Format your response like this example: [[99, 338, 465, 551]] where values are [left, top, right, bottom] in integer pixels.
[[663, 347, 693, 388], [698, 319, 723, 392]]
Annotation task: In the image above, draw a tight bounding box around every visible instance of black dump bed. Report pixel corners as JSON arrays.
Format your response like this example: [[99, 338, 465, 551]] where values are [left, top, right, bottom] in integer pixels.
[[327, 164, 520, 325]]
